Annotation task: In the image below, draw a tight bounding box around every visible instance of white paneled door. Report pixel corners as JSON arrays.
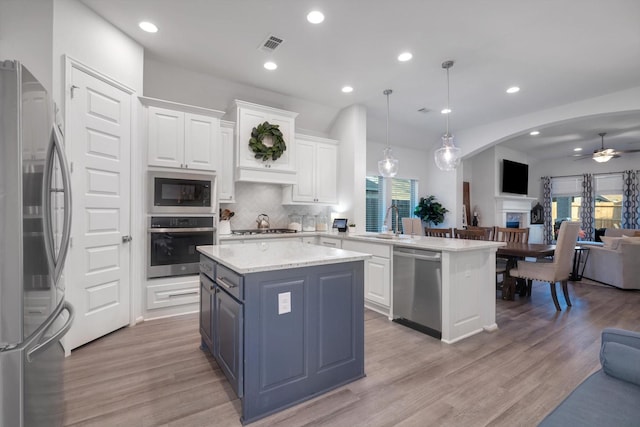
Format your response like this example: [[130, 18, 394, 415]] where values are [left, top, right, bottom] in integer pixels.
[[65, 65, 131, 350]]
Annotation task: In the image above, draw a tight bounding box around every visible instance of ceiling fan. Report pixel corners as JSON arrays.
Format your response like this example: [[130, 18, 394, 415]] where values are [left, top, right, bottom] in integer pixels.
[[576, 132, 640, 162]]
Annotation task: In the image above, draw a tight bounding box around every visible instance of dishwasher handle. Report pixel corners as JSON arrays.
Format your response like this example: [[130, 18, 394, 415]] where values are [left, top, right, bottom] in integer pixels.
[[394, 249, 441, 261]]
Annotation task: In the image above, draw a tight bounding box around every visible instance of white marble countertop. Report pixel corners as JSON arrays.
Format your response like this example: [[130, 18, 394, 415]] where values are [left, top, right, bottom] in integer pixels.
[[197, 241, 371, 274], [219, 230, 505, 252], [344, 232, 506, 252]]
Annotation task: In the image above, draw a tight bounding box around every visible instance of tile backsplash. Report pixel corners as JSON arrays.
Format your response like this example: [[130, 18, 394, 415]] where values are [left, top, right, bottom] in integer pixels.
[[220, 182, 331, 230]]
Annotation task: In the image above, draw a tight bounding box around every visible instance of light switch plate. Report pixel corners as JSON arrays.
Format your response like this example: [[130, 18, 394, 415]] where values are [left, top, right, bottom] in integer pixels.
[[278, 292, 291, 314]]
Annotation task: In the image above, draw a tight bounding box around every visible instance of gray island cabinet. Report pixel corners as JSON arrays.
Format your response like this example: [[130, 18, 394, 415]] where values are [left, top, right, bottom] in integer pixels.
[[197, 241, 370, 424]]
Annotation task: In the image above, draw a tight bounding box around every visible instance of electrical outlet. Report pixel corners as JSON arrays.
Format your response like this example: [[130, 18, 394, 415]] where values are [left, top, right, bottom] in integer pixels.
[[278, 292, 291, 314]]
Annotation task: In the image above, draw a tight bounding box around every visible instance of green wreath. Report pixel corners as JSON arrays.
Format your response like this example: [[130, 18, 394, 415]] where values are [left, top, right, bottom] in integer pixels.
[[248, 121, 286, 161]]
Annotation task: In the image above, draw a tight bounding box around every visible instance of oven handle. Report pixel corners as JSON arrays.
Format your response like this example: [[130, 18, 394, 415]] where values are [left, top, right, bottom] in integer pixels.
[[148, 227, 216, 233]]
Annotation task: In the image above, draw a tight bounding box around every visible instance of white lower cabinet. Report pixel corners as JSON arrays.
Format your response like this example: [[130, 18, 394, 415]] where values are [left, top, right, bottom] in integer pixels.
[[342, 240, 392, 316], [145, 276, 201, 318]]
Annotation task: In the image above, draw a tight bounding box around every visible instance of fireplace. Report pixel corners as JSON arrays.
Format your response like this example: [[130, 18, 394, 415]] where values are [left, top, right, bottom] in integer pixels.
[[495, 196, 537, 228]]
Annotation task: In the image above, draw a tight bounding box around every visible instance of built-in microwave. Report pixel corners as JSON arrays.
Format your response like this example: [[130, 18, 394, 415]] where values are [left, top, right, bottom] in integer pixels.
[[149, 171, 214, 214]]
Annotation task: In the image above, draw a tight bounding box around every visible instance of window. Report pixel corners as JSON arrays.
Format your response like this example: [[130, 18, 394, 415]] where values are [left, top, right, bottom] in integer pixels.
[[551, 196, 581, 239], [594, 174, 623, 229], [365, 176, 418, 232]]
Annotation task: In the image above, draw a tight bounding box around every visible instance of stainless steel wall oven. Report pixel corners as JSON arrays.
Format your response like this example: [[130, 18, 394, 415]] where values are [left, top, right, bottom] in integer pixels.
[[149, 171, 213, 214], [148, 216, 215, 278]]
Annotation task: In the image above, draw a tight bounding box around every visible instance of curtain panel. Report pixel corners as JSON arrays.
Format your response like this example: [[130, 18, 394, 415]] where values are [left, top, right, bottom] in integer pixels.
[[581, 174, 594, 240], [542, 176, 553, 244], [622, 170, 640, 229]]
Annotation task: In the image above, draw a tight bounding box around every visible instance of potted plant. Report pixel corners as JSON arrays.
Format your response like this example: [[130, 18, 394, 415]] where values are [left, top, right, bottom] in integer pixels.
[[414, 195, 449, 227]]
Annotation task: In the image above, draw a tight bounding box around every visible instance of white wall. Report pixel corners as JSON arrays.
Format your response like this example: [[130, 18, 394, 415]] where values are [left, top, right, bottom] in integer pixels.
[[144, 56, 340, 135], [466, 147, 496, 227], [330, 104, 367, 232], [52, 0, 144, 103], [0, 0, 54, 92]]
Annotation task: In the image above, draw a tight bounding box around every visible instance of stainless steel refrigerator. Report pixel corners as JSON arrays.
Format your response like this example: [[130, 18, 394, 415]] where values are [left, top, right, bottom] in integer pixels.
[[0, 60, 74, 426]]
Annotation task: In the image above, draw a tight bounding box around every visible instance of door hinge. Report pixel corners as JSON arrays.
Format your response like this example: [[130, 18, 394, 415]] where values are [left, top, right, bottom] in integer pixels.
[[70, 85, 80, 99], [69, 237, 73, 248], [70, 162, 74, 173]]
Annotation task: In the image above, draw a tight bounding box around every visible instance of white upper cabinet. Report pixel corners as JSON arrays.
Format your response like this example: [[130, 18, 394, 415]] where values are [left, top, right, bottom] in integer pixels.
[[141, 97, 224, 172], [283, 134, 338, 205], [218, 120, 235, 202], [232, 100, 298, 184]]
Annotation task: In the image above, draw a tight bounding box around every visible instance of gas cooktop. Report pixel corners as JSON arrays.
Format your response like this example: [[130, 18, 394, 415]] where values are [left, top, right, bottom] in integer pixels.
[[231, 229, 298, 235]]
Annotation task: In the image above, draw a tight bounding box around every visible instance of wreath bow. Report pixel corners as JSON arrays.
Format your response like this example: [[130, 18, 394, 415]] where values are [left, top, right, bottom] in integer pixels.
[[249, 121, 286, 161]]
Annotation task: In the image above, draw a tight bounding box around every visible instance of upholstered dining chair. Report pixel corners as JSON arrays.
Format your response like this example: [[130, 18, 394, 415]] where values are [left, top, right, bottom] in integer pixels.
[[454, 228, 487, 240], [402, 218, 425, 236], [509, 221, 581, 311], [425, 227, 452, 238]]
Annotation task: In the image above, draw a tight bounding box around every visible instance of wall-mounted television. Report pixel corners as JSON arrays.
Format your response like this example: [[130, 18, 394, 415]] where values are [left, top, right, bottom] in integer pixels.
[[501, 159, 529, 195]]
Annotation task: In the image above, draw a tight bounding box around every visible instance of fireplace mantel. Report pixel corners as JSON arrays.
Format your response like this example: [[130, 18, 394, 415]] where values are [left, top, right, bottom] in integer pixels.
[[495, 196, 537, 227]]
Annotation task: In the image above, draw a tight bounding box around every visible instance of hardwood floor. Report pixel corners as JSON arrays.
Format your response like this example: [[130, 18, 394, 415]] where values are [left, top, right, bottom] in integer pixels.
[[63, 280, 640, 427]]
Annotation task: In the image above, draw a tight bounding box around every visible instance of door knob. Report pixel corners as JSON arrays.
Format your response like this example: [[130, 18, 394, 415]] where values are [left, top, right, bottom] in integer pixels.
[[122, 235, 132, 243]]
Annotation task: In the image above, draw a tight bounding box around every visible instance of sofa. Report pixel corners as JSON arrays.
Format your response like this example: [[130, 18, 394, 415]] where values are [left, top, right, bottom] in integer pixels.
[[539, 328, 640, 426], [581, 228, 640, 290]]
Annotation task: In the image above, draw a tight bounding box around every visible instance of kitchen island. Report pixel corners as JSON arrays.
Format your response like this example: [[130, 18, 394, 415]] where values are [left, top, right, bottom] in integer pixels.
[[221, 231, 506, 344], [197, 241, 370, 424]]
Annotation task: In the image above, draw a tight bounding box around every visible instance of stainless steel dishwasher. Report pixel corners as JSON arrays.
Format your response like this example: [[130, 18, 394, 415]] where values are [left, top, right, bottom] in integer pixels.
[[393, 247, 442, 339]]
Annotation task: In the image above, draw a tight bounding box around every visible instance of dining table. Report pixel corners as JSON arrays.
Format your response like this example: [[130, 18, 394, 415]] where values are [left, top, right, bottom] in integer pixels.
[[497, 242, 556, 300]]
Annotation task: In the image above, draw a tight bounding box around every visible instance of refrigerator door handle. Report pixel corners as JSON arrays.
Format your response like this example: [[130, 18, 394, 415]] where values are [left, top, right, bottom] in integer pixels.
[[42, 129, 57, 279], [52, 125, 73, 283], [26, 301, 74, 363], [42, 126, 73, 284]]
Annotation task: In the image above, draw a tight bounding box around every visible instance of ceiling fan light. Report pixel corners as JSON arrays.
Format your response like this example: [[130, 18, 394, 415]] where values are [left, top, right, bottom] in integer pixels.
[[592, 152, 613, 163]]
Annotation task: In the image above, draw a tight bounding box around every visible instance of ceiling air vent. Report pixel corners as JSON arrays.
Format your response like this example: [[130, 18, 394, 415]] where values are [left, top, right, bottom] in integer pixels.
[[259, 35, 284, 52], [417, 107, 431, 114]]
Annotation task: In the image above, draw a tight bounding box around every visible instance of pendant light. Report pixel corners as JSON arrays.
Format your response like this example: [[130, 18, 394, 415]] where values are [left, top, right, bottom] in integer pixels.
[[378, 89, 399, 177], [434, 60, 461, 171]]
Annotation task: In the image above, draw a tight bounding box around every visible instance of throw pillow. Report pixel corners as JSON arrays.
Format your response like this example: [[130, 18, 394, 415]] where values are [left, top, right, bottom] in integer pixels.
[[600, 341, 640, 387], [601, 236, 624, 250]]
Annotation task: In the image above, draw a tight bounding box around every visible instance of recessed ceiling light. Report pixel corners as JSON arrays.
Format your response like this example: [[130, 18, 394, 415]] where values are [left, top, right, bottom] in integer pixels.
[[529, 130, 540, 136], [398, 52, 413, 62], [264, 61, 277, 71], [341, 86, 353, 93], [307, 11, 324, 24], [574, 147, 583, 152], [441, 108, 452, 114], [138, 21, 158, 33], [506, 86, 520, 94]]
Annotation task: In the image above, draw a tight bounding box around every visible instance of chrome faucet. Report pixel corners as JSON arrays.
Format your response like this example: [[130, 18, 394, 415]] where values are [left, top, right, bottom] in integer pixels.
[[384, 204, 400, 235]]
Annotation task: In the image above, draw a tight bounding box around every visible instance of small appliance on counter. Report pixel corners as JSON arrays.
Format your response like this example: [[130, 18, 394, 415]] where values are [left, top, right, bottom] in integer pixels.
[[333, 218, 348, 232]]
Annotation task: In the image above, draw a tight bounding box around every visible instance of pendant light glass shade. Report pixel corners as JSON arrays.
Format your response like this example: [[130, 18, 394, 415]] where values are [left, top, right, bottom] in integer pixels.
[[434, 135, 461, 171], [378, 147, 399, 176], [378, 89, 399, 177], [434, 60, 462, 171]]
